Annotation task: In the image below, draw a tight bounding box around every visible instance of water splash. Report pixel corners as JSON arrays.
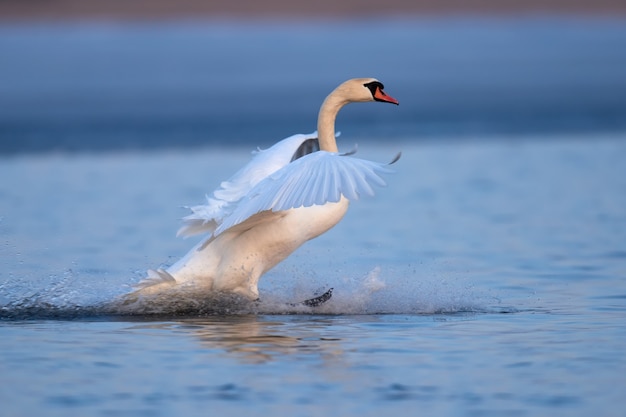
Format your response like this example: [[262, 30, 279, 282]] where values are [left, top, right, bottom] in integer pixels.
[[0, 269, 104, 319], [255, 265, 487, 315], [1, 264, 490, 320], [102, 265, 487, 316]]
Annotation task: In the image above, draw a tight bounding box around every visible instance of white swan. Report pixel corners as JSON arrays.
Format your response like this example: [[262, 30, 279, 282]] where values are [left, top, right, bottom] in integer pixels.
[[135, 78, 399, 301]]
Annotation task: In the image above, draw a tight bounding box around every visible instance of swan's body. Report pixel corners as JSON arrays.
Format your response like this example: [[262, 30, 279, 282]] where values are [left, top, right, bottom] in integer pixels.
[[135, 78, 399, 301]]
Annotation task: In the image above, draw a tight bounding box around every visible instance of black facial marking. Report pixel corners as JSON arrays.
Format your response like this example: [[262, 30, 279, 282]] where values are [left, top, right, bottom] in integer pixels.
[[364, 81, 387, 101]]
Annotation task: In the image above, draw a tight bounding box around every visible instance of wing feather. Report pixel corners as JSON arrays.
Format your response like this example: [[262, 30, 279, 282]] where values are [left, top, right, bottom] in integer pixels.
[[177, 132, 320, 237], [215, 151, 395, 236]]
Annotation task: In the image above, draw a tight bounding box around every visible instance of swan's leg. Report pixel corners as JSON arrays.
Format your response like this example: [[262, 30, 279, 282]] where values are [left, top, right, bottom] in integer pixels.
[[232, 285, 260, 302]]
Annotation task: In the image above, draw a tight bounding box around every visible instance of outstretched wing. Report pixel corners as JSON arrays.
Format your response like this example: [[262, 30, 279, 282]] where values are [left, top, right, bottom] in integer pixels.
[[177, 132, 321, 237], [214, 151, 397, 236]]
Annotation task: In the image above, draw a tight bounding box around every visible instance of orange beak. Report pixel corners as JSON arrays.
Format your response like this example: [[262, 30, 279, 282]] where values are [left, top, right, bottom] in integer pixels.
[[374, 86, 399, 105]]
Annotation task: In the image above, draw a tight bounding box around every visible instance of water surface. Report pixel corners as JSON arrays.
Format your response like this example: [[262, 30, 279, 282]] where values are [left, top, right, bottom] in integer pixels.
[[1, 137, 625, 416], [2, 14, 626, 417], [1, 17, 626, 153]]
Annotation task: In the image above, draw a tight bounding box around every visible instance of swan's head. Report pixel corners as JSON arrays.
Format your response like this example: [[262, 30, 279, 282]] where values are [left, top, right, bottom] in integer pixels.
[[335, 78, 399, 105]]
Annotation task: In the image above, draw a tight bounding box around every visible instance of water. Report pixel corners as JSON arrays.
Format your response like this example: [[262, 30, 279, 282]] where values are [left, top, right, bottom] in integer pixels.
[[2, 137, 626, 416], [1, 16, 626, 417], [1, 17, 626, 153]]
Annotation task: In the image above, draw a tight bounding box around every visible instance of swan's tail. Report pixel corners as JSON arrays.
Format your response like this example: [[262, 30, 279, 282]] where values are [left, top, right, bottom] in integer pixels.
[[134, 268, 177, 290]]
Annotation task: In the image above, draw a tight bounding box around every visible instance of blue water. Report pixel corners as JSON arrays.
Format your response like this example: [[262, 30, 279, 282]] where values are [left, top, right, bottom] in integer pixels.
[[2, 137, 626, 416], [1, 17, 626, 153], [1, 16, 626, 417]]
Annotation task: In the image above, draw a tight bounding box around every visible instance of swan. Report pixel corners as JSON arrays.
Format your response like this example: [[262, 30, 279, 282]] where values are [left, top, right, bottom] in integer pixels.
[[133, 78, 399, 303]]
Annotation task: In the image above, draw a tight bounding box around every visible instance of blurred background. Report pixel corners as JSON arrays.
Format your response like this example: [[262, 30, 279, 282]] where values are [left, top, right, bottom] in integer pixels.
[[0, 0, 625, 154]]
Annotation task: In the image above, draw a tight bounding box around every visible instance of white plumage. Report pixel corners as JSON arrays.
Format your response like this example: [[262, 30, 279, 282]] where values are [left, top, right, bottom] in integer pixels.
[[134, 78, 399, 301], [213, 141, 396, 237], [177, 132, 321, 238]]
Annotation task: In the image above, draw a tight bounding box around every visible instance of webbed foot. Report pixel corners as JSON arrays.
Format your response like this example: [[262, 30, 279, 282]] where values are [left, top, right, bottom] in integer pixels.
[[300, 288, 333, 307]]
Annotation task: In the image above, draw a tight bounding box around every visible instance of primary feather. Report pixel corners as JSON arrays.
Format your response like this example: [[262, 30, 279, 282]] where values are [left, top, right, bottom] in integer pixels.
[[214, 151, 394, 236]]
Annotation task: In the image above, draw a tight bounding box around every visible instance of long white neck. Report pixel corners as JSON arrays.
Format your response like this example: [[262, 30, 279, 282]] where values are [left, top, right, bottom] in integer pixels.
[[317, 88, 350, 153]]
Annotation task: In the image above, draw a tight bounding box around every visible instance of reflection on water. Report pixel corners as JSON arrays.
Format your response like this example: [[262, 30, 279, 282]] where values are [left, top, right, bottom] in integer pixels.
[[1, 310, 623, 416], [161, 316, 343, 364]]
